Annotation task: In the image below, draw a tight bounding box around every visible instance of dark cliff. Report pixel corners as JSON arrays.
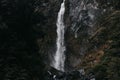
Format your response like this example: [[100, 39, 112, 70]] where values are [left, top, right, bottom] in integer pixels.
[[0, 0, 62, 79], [0, 0, 120, 80]]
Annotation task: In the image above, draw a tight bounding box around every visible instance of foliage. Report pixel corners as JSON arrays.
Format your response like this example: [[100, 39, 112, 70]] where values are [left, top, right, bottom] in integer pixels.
[[91, 11, 120, 80]]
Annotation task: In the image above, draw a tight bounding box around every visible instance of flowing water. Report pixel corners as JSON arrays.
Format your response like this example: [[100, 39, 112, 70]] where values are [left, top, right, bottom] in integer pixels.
[[52, 0, 66, 72]]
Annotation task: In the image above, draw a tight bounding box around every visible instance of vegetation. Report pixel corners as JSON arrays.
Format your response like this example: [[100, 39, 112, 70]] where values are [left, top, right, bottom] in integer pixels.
[[89, 11, 120, 80], [0, 0, 120, 80], [74, 9, 120, 80]]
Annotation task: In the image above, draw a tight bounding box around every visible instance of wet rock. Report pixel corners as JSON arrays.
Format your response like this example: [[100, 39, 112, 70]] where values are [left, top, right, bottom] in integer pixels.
[[44, 67, 95, 80]]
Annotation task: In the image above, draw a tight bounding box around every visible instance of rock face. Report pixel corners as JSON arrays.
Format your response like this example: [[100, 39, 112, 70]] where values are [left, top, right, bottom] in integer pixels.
[[0, 0, 120, 80], [64, 0, 120, 79], [65, 0, 101, 71], [64, 0, 120, 71]]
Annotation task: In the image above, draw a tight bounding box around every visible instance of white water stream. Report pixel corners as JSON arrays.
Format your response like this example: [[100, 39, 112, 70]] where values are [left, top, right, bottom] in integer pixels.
[[52, 0, 66, 72]]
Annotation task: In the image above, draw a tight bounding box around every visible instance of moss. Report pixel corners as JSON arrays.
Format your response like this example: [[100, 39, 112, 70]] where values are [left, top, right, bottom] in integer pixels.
[[89, 11, 120, 80]]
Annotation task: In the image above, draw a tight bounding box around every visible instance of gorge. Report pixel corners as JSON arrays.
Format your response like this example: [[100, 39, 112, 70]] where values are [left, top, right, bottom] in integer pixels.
[[0, 0, 120, 80]]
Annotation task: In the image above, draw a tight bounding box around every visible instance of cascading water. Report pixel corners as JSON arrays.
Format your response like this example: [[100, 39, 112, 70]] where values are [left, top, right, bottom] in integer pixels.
[[52, 0, 66, 72]]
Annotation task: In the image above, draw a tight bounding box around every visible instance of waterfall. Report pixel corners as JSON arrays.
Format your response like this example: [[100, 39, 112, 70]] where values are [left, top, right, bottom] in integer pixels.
[[52, 0, 66, 72]]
